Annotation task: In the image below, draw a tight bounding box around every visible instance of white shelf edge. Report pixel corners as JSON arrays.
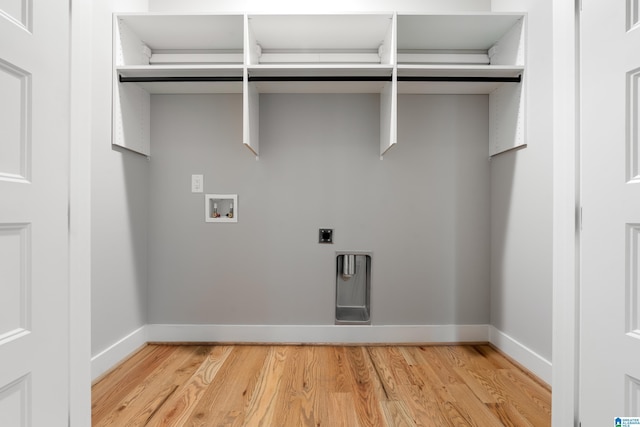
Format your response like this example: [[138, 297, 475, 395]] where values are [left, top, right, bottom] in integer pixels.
[[250, 81, 390, 94], [121, 82, 244, 95], [116, 65, 244, 77], [247, 64, 394, 77], [397, 64, 524, 78], [397, 82, 510, 95]]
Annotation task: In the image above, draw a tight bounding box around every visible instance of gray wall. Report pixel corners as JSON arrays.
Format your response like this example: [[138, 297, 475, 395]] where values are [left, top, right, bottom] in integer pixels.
[[148, 94, 491, 325], [91, 0, 149, 356], [90, 0, 554, 369], [490, 0, 553, 361]]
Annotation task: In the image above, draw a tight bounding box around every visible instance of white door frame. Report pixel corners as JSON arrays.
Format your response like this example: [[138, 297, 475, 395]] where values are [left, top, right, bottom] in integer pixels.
[[552, 0, 580, 426], [69, 0, 93, 424]]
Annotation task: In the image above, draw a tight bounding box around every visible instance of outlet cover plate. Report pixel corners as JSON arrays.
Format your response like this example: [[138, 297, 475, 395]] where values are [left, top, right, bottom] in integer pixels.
[[319, 229, 333, 243], [192, 174, 203, 193]]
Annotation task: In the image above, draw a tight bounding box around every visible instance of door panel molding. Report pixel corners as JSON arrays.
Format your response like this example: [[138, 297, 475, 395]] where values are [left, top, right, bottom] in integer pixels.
[[626, 374, 640, 414], [627, 224, 640, 336], [0, 58, 31, 183], [0, 223, 30, 343], [628, 0, 639, 32], [628, 67, 640, 183], [0, 0, 31, 33], [0, 374, 30, 427]]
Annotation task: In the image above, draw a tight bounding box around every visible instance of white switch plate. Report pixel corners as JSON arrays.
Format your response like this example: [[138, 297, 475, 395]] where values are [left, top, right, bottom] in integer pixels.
[[191, 174, 203, 193]]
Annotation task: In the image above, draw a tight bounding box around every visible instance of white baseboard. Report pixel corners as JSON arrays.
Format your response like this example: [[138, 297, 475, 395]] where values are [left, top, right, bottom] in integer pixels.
[[92, 324, 552, 386], [91, 326, 148, 381], [489, 326, 552, 385], [91, 324, 488, 381], [146, 323, 489, 344]]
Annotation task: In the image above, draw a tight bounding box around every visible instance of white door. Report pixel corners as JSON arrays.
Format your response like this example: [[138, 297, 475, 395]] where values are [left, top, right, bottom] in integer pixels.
[[581, 1, 640, 425], [0, 0, 70, 425]]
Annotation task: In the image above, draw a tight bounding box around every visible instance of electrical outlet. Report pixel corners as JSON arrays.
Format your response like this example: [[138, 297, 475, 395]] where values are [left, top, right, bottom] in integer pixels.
[[191, 174, 203, 193], [319, 229, 333, 243]]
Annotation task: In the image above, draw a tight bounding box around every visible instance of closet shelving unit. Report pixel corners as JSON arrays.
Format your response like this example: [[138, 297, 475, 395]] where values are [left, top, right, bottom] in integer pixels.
[[396, 13, 526, 155], [113, 11, 525, 158], [113, 14, 245, 156], [244, 13, 396, 156]]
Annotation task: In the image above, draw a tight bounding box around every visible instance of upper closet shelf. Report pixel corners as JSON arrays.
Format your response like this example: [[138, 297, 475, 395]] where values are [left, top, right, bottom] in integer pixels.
[[246, 14, 395, 66], [397, 13, 525, 58], [247, 65, 393, 77], [115, 14, 244, 65]]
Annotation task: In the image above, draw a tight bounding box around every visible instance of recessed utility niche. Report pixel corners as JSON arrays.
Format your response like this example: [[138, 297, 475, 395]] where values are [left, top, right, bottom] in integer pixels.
[[205, 194, 237, 223]]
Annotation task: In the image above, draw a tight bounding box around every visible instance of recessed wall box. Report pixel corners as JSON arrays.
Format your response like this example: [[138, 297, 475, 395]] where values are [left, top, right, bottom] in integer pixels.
[[335, 252, 372, 325], [205, 194, 238, 223]]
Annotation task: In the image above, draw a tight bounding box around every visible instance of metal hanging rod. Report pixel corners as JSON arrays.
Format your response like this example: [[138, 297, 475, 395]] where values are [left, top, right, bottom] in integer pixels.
[[118, 75, 521, 84], [397, 75, 522, 83], [118, 75, 243, 83], [248, 76, 393, 82]]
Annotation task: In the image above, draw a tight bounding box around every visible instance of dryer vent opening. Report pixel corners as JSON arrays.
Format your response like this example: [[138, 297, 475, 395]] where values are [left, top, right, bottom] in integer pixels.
[[335, 253, 371, 325]]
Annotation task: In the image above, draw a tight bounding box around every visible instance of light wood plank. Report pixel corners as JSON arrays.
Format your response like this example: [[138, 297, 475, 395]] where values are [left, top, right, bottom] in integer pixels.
[[95, 346, 208, 426], [446, 384, 505, 425], [329, 346, 357, 392], [329, 392, 363, 427], [396, 383, 452, 427], [413, 346, 465, 385], [381, 401, 416, 427], [368, 347, 417, 398], [242, 346, 288, 426], [271, 346, 310, 426], [345, 347, 387, 426], [398, 346, 420, 366], [92, 345, 177, 425], [147, 345, 233, 425], [184, 346, 270, 424], [495, 369, 552, 426], [487, 402, 535, 427]]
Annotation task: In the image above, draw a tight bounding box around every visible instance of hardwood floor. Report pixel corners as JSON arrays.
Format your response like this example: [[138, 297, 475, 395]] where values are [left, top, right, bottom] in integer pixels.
[[92, 344, 551, 426]]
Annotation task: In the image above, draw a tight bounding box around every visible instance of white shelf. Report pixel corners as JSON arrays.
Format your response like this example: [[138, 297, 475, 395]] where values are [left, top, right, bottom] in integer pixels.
[[115, 14, 244, 58], [397, 65, 523, 78], [113, 12, 525, 158], [397, 81, 514, 95], [248, 81, 389, 94], [397, 13, 524, 53], [247, 14, 395, 65], [397, 65, 523, 94], [248, 65, 393, 77], [247, 65, 393, 94], [116, 65, 243, 94], [117, 65, 244, 77]]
